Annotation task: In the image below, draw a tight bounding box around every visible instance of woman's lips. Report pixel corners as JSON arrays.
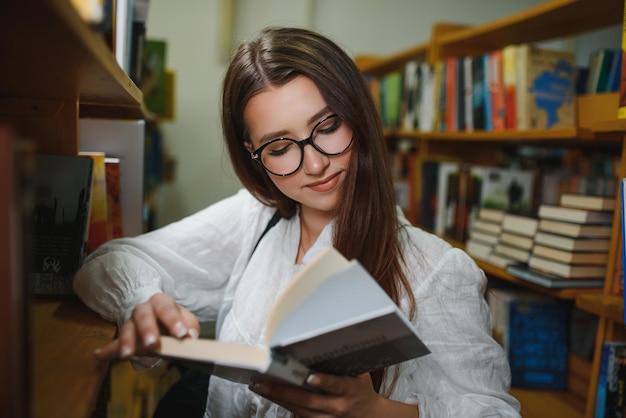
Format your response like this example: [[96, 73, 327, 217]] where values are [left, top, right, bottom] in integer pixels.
[[307, 172, 341, 192]]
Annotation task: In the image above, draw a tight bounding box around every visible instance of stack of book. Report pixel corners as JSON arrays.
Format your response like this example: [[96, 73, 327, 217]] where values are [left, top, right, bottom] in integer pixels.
[[507, 193, 614, 288], [465, 207, 504, 262], [489, 213, 538, 268]]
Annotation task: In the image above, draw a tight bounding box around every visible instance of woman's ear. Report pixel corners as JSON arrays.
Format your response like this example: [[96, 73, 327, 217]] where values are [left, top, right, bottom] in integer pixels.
[[244, 141, 254, 153]]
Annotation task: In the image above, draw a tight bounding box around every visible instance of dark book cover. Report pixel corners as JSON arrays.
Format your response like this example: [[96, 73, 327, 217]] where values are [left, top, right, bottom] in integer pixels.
[[507, 297, 569, 390], [471, 55, 486, 131], [507, 263, 604, 289], [31, 154, 93, 296]]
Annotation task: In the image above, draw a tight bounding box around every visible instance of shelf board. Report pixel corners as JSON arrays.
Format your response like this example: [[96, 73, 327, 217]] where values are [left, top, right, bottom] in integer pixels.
[[0, 0, 143, 119], [576, 293, 624, 323], [437, 0, 623, 58], [383, 127, 624, 146], [357, 42, 430, 75]]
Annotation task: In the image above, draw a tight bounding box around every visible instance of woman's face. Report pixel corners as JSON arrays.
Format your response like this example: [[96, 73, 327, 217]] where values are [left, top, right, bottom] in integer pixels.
[[244, 75, 354, 218]]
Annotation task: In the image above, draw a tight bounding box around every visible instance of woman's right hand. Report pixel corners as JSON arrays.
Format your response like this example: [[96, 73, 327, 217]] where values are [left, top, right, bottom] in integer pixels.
[[93, 292, 200, 361]]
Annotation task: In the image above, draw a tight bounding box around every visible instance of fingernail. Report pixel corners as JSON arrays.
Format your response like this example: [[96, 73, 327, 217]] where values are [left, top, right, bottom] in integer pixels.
[[306, 373, 319, 385], [172, 321, 187, 338], [144, 333, 157, 347], [120, 346, 132, 359], [188, 328, 199, 339]]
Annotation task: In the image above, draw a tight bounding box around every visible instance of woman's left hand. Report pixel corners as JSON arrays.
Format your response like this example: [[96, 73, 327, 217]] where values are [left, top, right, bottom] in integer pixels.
[[249, 372, 419, 418]]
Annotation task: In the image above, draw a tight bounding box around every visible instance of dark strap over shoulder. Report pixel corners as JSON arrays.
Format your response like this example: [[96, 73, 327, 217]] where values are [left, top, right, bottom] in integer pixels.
[[250, 210, 281, 259]]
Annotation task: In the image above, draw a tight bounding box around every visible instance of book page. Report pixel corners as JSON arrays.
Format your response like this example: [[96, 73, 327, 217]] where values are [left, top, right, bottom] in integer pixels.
[[265, 247, 351, 340]]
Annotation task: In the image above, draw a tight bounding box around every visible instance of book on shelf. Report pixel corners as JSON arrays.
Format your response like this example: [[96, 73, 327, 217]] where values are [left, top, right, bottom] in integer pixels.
[[515, 44, 576, 130], [465, 239, 493, 261], [401, 60, 422, 131], [559, 192, 616, 211], [493, 243, 530, 264], [105, 157, 124, 239], [537, 204, 613, 225], [534, 231, 610, 252], [499, 231, 534, 251], [488, 252, 517, 269], [471, 166, 535, 215], [506, 263, 604, 289], [79, 151, 111, 254], [462, 56, 474, 132], [477, 207, 505, 223], [472, 219, 503, 236], [595, 342, 626, 418], [502, 44, 517, 130], [537, 218, 612, 238], [528, 255, 606, 279], [420, 160, 439, 230], [153, 247, 430, 388], [587, 48, 617, 94], [619, 2, 626, 119], [487, 288, 569, 389], [468, 229, 500, 246], [488, 49, 506, 132], [501, 213, 539, 237], [31, 154, 94, 296], [471, 54, 487, 131], [79, 118, 145, 238], [531, 244, 608, 265]]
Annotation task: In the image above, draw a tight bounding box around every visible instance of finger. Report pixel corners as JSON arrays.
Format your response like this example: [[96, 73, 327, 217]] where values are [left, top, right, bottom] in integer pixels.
[[93, 339, 122, 361], [180, 308, 200, 339], [150, 293, 189, 338], [132, 301, 162, 349], [117, 319, 138, 358]]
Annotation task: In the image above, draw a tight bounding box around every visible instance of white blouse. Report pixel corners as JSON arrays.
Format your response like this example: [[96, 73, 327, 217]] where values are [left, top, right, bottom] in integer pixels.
[[73, 188, 521, 418]]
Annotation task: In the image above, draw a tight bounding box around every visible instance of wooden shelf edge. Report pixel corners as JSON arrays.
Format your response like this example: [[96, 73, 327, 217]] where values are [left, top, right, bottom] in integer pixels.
[[0, 1, 142, 114], [436, 0, 622, 57], [575, 293, 624, 323]]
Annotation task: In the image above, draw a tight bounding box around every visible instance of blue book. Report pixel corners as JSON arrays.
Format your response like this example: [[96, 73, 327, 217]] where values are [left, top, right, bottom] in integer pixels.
[[483, 53, 492, 131], [607, 48, 623, 93]]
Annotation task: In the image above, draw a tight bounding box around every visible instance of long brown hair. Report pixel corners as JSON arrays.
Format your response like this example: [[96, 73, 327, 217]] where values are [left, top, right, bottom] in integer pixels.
[[221, 27, 415, 393]]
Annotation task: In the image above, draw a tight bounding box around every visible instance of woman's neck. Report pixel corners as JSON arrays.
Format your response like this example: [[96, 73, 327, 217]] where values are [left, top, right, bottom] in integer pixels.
[[296, 207, 333, 264]]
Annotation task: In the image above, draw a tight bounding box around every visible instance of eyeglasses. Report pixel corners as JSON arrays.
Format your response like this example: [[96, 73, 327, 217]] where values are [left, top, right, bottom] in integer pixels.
[[250, 114, 353, 177]]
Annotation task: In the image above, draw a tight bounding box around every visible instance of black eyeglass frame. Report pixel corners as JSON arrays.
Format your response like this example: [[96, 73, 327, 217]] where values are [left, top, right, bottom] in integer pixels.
[[249, 113, 353, 177]]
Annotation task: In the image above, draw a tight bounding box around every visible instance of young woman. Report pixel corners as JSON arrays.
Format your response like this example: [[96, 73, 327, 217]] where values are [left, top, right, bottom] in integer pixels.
[[74, 27, 521, 417]]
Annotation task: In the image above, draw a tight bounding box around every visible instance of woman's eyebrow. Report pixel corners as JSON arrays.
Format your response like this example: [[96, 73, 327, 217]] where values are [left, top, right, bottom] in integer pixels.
[[256, 106, 333, 145]]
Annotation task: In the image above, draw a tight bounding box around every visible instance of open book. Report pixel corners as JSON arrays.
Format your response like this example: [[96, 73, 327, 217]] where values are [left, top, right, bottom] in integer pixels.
[[154, 246, 430, 388]]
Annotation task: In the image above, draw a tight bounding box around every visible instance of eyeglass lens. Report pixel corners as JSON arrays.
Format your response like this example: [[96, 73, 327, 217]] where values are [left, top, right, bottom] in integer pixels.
[[258, 115, 351, 176]]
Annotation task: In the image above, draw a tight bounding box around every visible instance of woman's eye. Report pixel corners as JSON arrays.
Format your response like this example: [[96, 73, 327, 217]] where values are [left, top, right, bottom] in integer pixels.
[[266, 141, 293, 156]]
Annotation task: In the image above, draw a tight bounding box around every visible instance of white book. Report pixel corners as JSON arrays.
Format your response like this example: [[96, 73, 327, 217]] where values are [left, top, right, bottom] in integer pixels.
[[537, 219, 612, 238], [154, 247, 430, 388], [499, 231, 534, 250], [501, 213, 539, 237], [538, 204, 613, 225], [494, 243, 531, 263], [466, 239, 493, 261], [469, 229, 500, 245], [559, 193, 616, 211], [528, 255, 606, 279], [531, 244, 608, 265], [534, 231, 610, 252]]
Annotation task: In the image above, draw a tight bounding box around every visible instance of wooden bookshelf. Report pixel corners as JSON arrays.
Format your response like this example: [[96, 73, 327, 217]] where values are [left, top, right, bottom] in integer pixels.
[[0, 1, 145, 417], [357, 1, 626, 416], [31, 299, 116, 418], [0, 0, 145, 155]]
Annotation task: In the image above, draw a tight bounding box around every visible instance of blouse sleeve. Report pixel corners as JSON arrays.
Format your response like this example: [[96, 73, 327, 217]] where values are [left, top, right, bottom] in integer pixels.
[[73, 189, 267, 328], [403, 237, 521, 417]]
